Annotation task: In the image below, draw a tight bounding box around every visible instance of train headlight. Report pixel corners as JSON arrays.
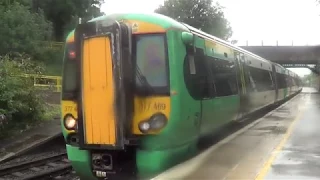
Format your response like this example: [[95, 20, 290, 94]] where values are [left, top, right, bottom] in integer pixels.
[[149, 113, 167, 130], [64, 114, 77, 130], [138, 121, 150, 133], [138, 113, 167, 133]]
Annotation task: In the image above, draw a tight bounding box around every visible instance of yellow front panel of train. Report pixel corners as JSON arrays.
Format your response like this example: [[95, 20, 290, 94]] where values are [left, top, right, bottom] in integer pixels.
[[82, 37, 116, 145]]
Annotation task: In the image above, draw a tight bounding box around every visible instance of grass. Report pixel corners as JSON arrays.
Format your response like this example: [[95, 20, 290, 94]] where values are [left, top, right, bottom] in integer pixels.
[[43, 103, 61, 122], [45, 63, 62, 76], [45, 64, 62, 76]]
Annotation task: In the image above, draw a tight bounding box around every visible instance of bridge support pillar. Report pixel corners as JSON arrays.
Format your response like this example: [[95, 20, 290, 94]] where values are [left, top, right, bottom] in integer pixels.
[[318, 75, 320, 92]]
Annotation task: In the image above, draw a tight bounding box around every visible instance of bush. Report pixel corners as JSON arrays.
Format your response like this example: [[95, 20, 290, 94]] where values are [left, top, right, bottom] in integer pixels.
[[0, 54, 49, 138]]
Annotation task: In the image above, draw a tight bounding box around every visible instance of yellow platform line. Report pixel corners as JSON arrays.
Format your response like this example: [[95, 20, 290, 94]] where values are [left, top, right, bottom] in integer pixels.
[[255, 94, 309, 180]]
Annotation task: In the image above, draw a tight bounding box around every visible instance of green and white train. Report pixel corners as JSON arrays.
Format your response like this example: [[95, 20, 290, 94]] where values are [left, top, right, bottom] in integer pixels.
[[60, 12, 302, 179]]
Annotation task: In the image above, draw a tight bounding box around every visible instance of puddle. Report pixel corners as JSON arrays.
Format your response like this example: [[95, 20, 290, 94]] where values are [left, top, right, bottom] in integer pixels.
[[264, 115, 283, 121], [257, 126, 277, 131], [243, 130, 270, 136], [272, 126, 287, 134], [276, 109, 291, 114]]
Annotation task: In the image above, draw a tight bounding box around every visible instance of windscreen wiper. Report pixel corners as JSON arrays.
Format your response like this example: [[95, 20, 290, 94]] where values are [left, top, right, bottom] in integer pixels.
[[135, 66, 154, 94]]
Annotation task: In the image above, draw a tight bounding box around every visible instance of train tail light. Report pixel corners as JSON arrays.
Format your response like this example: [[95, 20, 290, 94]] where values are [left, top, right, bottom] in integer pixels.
[[68, 51, 76, 60]]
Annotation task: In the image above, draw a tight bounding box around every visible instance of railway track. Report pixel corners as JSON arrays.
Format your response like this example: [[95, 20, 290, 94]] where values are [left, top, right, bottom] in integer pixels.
[[0, 152, 73, 180]]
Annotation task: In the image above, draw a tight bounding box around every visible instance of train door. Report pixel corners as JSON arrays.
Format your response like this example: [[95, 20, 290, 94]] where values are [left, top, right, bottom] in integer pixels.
[[234, 51, 247, 119], [271, 64, 278, 102], [236, 53, 253, 118], [183, 43, 203, 138], [75, 20, 132, 149], [200, 40, 239, 134], [190, 37, 216, 135]]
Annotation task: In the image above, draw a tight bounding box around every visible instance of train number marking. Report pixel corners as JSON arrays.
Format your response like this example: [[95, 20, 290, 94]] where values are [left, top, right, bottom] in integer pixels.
[[139, 102, 166, 111], [154, 102, 166, 111], [139, 102, 151, 112], [64, 106, 77, 112]]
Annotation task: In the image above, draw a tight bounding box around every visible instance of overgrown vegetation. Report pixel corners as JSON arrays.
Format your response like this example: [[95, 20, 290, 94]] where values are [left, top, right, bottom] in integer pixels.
[[302, 72, 319, 88], [0, 1, 105, 76], [0, 55, 58, 138], [0, 1, 104, 138]]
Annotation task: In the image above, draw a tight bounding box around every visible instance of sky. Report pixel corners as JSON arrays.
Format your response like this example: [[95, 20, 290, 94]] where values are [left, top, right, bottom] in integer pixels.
[[101, 0, 320, 76]]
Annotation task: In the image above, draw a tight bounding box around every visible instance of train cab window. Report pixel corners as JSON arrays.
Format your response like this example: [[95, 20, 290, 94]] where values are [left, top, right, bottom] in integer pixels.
[[133, 34, 169, 94], [62, 42, 78, 95], [205, 56, 238, 97], [183, 46, 211, 100]]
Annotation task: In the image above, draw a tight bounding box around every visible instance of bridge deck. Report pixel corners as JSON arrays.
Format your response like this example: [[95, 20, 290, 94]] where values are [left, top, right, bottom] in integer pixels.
[[240, 46, 320, 64]]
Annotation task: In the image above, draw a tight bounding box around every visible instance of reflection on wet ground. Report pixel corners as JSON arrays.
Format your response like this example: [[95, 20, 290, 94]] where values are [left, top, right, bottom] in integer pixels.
[[265, 90, 320, 180]]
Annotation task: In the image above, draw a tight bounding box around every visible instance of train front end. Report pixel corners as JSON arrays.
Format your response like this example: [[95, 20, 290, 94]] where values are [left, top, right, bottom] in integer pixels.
[[61, 17, 173, 179]]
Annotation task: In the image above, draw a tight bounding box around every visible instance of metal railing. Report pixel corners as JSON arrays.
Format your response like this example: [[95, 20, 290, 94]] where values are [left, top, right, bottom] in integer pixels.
[[232, 40, 320, 47], [22, 74, 62, 92], [41, 41, 65, 50]]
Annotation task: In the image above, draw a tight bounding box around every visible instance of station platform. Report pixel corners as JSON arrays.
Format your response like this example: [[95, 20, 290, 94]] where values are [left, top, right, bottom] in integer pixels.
[[0, 118, 62, 163], [152, 87, 319, 180]]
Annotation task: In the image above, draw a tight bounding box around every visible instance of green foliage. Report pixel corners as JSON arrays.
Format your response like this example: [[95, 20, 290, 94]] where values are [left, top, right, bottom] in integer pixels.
[[33, 0, 105, 41], [36, 47, 64, 76], [155, 0, 232, 40], [0, 2, 52, 59], [302, 72, 318, 87], [0, 55, 50, 138], [0, 0, 31, 7]]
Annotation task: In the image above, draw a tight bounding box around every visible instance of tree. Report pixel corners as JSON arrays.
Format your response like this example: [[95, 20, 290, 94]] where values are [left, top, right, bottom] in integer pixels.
[[0, 2, 52, 58], [0, 0, 31, 7], [155, 0, 232, 40], [32, 0, 105, 41]]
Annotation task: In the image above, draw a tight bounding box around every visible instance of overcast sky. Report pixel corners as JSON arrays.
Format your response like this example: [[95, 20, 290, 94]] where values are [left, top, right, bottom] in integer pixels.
[[101, 0, 320, 76]]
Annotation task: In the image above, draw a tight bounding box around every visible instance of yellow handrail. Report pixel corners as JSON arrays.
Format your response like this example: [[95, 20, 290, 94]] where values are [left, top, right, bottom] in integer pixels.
[[22, 74, 62, 92], [36, 41, 65, 50]]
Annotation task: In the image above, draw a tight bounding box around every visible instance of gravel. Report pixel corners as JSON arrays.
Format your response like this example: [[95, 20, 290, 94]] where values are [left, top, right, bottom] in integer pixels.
[[0, 136, 80, 180]]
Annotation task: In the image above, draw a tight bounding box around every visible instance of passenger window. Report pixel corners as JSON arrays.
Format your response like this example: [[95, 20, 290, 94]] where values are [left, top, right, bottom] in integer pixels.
[[205, 56, 238, 97], [183, 46, 211, 100], [276, 73, 287, 89], [248, 67, 274, 91]]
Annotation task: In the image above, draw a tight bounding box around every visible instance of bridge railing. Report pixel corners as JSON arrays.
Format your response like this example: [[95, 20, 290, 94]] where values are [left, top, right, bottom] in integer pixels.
[[232, 40, 320, 46]]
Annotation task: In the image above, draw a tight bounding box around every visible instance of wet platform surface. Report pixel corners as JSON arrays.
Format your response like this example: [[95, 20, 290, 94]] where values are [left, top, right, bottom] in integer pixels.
[[263, 88, 320, 180], [153, 87, 319, 180], [0, 119, 62, 163]]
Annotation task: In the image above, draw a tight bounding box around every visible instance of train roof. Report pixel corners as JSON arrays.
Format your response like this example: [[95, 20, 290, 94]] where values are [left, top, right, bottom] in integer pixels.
[[65, 12, 299, 78], [65, 12, 188, 42], [180, 23, 300, 76], [91, 12, 189, 31]]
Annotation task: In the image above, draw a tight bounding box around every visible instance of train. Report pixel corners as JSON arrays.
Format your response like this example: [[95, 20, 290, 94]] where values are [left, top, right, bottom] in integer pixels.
[[60, 12, 302, 180]]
